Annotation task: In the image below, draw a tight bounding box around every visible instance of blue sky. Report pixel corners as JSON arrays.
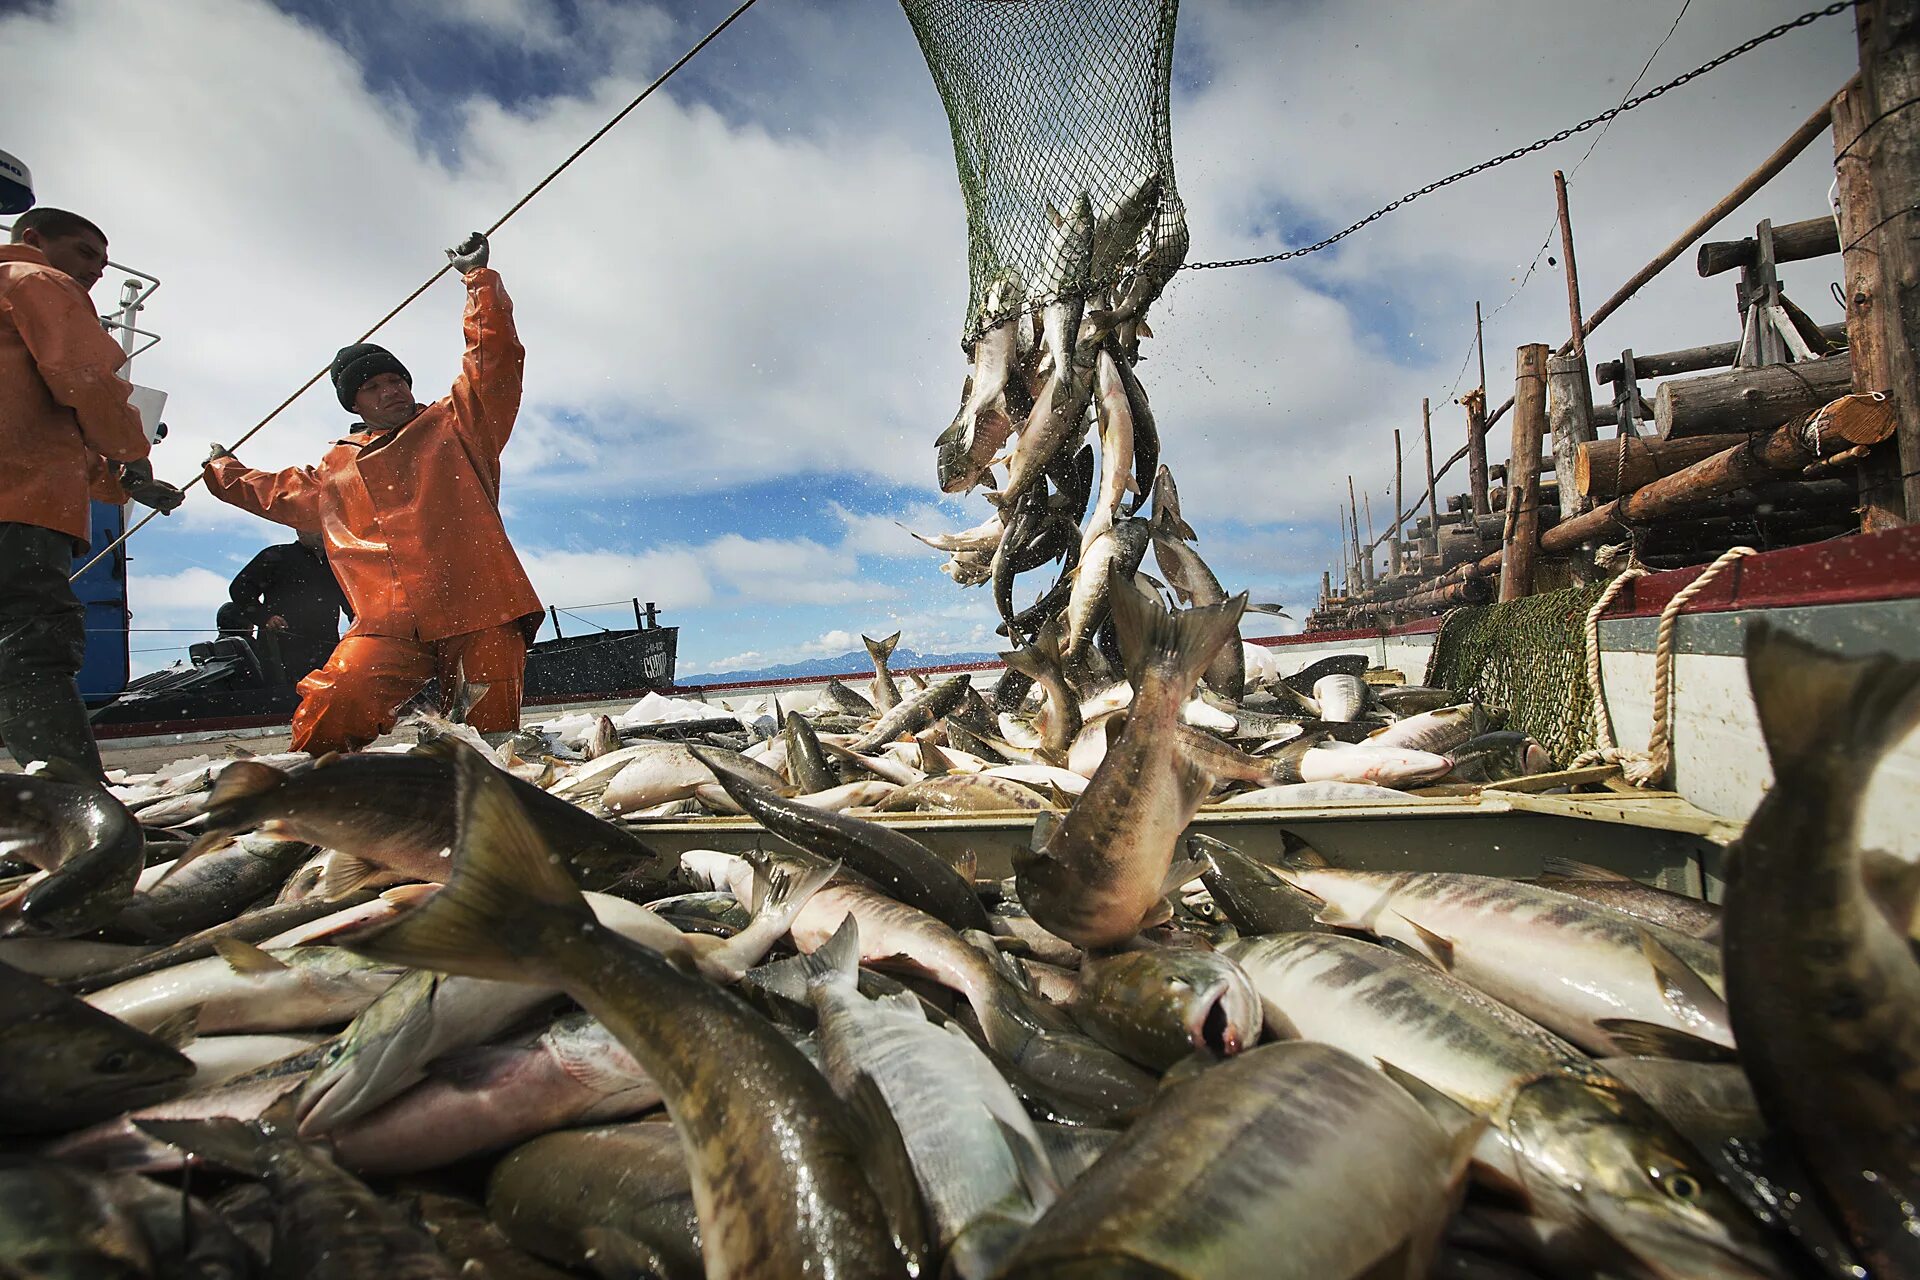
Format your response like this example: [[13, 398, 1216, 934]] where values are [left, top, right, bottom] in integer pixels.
[[2, 0, 1857, 677]]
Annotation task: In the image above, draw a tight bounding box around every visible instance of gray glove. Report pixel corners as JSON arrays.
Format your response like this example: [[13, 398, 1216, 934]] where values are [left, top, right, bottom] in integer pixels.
[[119, 459, 184, 514], [206, 442, 234, 463], [446, 231, 489, 275]]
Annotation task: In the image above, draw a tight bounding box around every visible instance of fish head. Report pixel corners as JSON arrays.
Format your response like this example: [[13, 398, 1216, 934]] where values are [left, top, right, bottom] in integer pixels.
[[1086, 950, 1263, 1066], [1504, 1076, 1789, 1279], [676, 848, 752, 897], [11, 1014, 195, 1124], [1522, 740, 1556, 775]]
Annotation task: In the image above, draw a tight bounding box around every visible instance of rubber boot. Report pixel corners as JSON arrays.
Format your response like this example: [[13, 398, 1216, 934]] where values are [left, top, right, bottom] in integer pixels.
[[0, 676, 106, 779]]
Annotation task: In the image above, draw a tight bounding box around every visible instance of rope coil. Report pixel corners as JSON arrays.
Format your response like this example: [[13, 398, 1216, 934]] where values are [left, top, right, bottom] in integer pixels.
[[1575, 544, 1757, 787]]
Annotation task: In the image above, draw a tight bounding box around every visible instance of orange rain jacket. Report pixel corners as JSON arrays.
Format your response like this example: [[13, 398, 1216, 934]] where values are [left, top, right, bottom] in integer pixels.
[[205, 268, 543, 643], [0, 244, 147, 546]]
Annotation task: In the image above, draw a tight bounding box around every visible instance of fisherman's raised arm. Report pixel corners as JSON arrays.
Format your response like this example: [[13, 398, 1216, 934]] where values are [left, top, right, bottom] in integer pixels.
[[444, 232, 525, 458], [202, 443, 324, 530]]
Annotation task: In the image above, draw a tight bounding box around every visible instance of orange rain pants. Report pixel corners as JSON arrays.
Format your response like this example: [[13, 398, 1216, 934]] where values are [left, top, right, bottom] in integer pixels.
[[290, 621, 526, 755]]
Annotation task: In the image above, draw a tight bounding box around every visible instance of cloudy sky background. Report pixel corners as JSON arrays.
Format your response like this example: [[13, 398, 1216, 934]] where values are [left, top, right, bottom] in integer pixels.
[[0, 0, 1857, 678]]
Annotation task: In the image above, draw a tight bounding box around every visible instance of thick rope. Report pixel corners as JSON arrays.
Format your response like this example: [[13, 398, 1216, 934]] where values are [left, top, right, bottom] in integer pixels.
[[1574, 545, 1756, 787]]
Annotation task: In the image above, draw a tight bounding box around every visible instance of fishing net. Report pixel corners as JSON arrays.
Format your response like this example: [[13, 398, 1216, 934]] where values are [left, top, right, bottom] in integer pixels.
[[902, 0, 1186, 348], [1424, 583, 1611, 768]]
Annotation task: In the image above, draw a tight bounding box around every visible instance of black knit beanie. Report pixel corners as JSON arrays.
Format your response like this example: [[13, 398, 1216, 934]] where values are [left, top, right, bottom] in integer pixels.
[[330, 343, 412, 411]]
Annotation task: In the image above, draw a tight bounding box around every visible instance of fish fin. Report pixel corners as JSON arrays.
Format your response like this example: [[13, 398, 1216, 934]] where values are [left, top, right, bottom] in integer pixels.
[[1244, 602, 1290, 618], [1746, 621, 1920, 780], [916, 739, 952, 776], [155, 832, 232, 884], [863, 631, 902, 661], [215, 938, 289, 974], [798, 914, 861, 991], [318, 850, 384, 901], [950, 849, 979, 888], [1862, 848, 1920, 943], [1396, 915, 1456, 970], [1001, 647, 1049, 682], [380, 882, 438, 906], [132, 1117, 273, 1177], [204, 760, 286, 808], [336, 740, 593, 983], [993, 1112, 1061, 1206], [1594, 1017, 1736, 1062], [1537, 857, 1632, 882], [1028, 810, 1061, 857], [1253, 732, 1328, 786], [1377, 1061, 1486, 1162], [1637, 929, 1729, 1031], [1157, 850, 1207, 900], [148, 1004, 200, 1049], [844, 1072, 934, 1277], [1107, 570, 1248, 695], [751, 857, 837, 931]]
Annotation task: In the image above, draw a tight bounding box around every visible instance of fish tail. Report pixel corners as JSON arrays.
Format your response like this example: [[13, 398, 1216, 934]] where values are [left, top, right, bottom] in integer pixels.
[[132, 1117, 273, 1178], [1746, 622, 1920, 782], [798, 914, 861, 992], [999, 647, 1050, 683], [863, 632, 901, 663], [337, 742, 592, 985], [1108, 572, 1248, 694]]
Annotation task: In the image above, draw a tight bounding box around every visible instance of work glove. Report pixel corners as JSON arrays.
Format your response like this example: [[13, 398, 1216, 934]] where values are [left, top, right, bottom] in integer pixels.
[[446, 231, 489, 275], [119, 459, 185, 515], [206, 442, 234, 463]]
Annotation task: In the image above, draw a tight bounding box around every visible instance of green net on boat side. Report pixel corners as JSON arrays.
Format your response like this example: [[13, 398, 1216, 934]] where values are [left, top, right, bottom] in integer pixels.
[[1423, 583, 1611, 768], [901, 0, 1186, 349]]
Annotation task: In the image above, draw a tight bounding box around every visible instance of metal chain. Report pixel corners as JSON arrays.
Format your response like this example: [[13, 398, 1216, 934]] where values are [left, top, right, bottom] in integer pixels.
[[1182, 2, 1858, 273]]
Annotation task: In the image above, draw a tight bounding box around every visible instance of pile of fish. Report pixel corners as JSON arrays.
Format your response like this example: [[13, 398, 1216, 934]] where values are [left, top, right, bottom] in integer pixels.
[[3, 604, 1916, 1280]]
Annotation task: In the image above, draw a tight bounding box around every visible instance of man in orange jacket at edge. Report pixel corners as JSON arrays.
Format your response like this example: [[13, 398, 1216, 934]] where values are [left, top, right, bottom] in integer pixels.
[[1, 207, 185, 777], [203, 232, 544, 754]]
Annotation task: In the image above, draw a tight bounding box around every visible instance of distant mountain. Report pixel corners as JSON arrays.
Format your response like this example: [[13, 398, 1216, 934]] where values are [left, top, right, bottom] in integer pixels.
[[680, 646, 999, 687]]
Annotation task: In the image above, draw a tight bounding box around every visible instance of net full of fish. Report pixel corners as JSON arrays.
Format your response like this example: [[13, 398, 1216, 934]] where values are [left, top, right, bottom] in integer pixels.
[[9, 621, 1917, 1280]]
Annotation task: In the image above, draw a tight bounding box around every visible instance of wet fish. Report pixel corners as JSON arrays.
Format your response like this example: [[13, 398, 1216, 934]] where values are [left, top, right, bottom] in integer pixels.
[[1278, 866, 1733, 1058], [876, 774, 1051, 813], [174, 750, 661, 897], [804, 916, 1056, 1277], [1215, 780, 1424, 807], [850, 674, 973, 753], [87, 941, 409, 1035], [1071, 946, 1262, 1071], [1228, 932, 1785, 1279], [1020, 577, 1246, 948], [327, 1012, 664, 1176], [1377, 685, 1462, 715], [1313, 673, 1370, 722], [996, 1040, 1472, 1279], [1722, 624, 1920, 1278], [1529, 859, 1722, 940], [0, 959, 194, 1134], [1150, 507, 1244, 700], [587, 714, 621, 760], [1368, 705, 1483, 755], [0, 1159, 252, 1280], [908, 511, 1004, 555], [1062, 517, 1150, 660], [1000, 643, 1080, 764], [338, 743, 910, 1279], [110, 835, 313, 942], [1193, 835, 1330, 934], [0, 768, 146, 937], [782, 711, 838, 795], [1087, 349, 1136, 533], [1283, 653, 1370, 694], [863, 631, 903, 713], [693, 746, 991, 934], [603, 742, 789, 814], [137, 1115, 458, 1279], [1262, 739, 1454, 788], [1445, 731, 1555, 783], [487, 1121, 699, 1280]]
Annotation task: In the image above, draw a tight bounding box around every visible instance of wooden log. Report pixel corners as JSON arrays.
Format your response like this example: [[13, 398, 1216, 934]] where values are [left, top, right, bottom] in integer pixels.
[[1696, 215, 1843, 278], [1548, 352, 1597, 519], [1576, 434, 1746, 499], [1501, 345, 1550, 601], [1398, 574, 1493, 612], [1851, 0, 1920, 521], [1390, 429, 1405, 576], [1595, 323, 1849, 384], [1541, 393, 1897, 553], [1463, 386, 1490, 518], [1832, 81, 1904, 530], [1653, 352, 1854, 438], [1422, 399, 1440, 558]]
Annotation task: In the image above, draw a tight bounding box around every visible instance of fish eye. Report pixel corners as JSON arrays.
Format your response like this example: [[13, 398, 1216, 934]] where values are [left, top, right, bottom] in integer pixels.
[[1658, 1170, 1703, 1201], [94, 1050, 133, 1074]]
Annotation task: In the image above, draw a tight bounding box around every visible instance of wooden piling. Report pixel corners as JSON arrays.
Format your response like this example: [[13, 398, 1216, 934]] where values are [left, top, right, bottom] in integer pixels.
[[1547, 353, 1598, 519], [1422, 399, 1440, 563], [1500, 345, 1549, 601], [1391, 429, 1405, 576]]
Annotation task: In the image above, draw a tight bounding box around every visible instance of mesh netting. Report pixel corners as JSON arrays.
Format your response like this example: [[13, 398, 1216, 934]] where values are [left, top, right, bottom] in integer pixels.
[[902, 0, 1185, 347], [1423, 583, 1610, 768]]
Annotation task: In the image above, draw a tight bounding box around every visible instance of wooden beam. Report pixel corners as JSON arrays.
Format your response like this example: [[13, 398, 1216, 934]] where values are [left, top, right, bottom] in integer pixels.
[[1653, 352, 1854, 437], [1595, 323, 1849, 384], [1554, 170, 1588, 369], [1852, 0, 1920, 521], [1422, 398, 1440, 559], [1833, 81, 1904, 529], [1577, 433, 1750, 499], [1501, 345, 1550, 601], [1391, 428, 1405, 577], [1548, 352, 1597, 518], [1463, 387, 1491, 519], [1542, 393, 1898, 552], [1696, 215, 1843, 277]]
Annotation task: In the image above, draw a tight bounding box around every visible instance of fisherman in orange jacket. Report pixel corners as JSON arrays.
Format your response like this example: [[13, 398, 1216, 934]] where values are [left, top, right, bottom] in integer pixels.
[[1, 207, 185, 776], [204, 232, 544, 754]]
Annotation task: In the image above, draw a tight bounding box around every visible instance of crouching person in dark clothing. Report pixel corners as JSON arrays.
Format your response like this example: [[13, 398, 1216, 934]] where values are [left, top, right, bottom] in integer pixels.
[[217, 530, 351, 684]]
